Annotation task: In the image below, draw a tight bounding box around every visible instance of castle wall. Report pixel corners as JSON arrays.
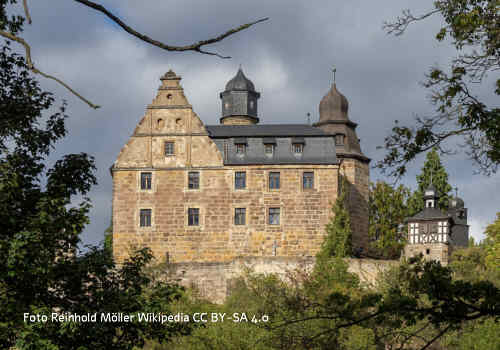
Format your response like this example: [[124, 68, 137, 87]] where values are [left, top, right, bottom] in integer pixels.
[[341, 159, 370, 253], [112, 165, 339, 263], [165, 257, 398, 303], [404, 243, 451, 265]]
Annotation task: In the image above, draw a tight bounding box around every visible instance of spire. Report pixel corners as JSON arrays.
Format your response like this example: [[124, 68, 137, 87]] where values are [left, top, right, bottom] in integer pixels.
[[219, 67, 260, 125]]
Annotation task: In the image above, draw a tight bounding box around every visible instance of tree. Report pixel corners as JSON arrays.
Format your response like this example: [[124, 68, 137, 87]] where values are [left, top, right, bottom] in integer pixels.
[[368, 181, 410, 258], [0, 0, 268, 109], [407, 148, 453, 215], [484, 212, 500, 271], [318, 175, 352, 260], [377, 0, 499, 177], [0, 43, 190, 349]]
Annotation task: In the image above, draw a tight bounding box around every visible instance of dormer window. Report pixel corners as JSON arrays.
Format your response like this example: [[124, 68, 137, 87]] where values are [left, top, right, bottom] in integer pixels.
[[292, 143, 303, 154], [292, 137, 305, 154], [234, 138, 247, 155], [265, 144, 274, 155], [263, 138, 276, 156], [236, 144, 246, 154]]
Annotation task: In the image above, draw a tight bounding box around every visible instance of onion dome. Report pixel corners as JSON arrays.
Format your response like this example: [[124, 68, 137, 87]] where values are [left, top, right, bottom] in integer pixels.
[[319, 83, 349, 122], [450, 196, 465, 208], [220, 67, 260, 125], [224, 68, 256, 92]]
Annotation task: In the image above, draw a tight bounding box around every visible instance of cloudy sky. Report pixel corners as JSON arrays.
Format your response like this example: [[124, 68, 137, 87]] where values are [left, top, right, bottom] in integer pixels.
[[16, 0, 499, 246]]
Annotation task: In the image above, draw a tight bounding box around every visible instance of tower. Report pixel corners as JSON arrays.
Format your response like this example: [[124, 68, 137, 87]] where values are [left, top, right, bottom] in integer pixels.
[[220, 68, 260, 125], [405, 184, 454, 264], [313, 79, 370, 254], [448, 193, 469, 247]]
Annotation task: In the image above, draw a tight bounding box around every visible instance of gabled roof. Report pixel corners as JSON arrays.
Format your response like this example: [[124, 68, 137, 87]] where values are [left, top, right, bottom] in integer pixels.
[[206, 124, 332, 138], [408, 207, 452, 221]]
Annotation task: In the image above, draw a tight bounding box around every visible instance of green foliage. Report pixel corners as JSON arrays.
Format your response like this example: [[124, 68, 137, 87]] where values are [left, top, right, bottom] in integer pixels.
[[378, 0, 500, 177], [318, 176, 352, 260], [104, 222, 113, 257], [407, 148, 453, 215], [439, 235, 500, 349], [368, 181, 410, 258], [0, 43, 190, 349], [484, 212, 500, 271]]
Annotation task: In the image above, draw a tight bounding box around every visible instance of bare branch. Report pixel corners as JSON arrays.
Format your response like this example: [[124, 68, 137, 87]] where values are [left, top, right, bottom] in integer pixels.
[[23, 0, 32, 24], [0, 30, 101, 109], [419, 324, 452, 350], [383, 9, 440, 36], [74, 0, 269, 59]]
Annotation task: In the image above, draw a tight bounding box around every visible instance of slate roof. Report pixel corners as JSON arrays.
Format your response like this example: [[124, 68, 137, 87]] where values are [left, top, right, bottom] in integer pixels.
[[206, 124, 338, 165], [205, 124, 332, 138], [408, 207, 452, 221]]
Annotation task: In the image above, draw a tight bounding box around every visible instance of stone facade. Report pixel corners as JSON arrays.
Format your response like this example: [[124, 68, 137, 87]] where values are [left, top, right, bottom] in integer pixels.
[[166, 257, 397, 303], [111, 69, 373, 298]]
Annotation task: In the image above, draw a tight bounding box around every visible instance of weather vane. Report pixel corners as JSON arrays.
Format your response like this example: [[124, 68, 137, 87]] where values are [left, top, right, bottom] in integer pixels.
[[332, 66, 337, 85]]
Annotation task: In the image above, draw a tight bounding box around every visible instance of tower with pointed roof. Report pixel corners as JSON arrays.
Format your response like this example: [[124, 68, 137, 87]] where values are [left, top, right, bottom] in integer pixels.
[[313, 81, 371, 254], [405, 184, 469, 265], [220, 67, 260, 125]]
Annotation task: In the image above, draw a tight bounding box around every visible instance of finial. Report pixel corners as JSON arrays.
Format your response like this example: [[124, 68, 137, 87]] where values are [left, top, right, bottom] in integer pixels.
[[332, 66, 337, 85], [306, 112, 311, 125], [239, 63, 242, 70], [455, 186, 458, 198]]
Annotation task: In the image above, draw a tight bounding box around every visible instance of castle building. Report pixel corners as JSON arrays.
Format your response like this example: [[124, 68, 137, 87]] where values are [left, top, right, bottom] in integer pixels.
[[404, 184, 469, 265], [111, 68, 370, 264]]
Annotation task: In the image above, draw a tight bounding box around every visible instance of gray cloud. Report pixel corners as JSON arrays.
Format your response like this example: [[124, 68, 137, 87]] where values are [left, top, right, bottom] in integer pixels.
[[13, 0, 499, 245]]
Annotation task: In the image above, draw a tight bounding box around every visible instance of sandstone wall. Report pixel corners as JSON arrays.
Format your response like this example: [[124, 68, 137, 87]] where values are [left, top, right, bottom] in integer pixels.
[[112, 165, 339, 263], [166, 257, 398, 303]]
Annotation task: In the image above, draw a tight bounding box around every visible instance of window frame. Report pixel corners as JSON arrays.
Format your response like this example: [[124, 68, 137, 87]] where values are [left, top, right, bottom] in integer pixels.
[[269, 172, 280, 190], [139, 209, 152, 227], [188, 171, 200, 190], [264, 144, 274, 155], [188, 208, 200, 226], [292, 143, 303, 154], [302, 171, 314, 190], [140, 172, 152, 190], [235, 171, 246, 190], [268, 207, 280, 225], [164, 141, 175, 156], [235, 143, 246, 155], [234, 208, 246, 226]]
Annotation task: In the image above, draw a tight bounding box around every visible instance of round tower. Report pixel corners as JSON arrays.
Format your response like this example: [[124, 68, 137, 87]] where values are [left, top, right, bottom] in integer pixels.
[[219, 68, 260, 125], [314, 78, 370, 254]]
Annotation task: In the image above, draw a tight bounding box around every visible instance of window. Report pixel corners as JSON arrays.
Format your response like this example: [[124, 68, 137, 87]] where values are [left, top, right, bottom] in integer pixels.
[[335, 134, 345, 146], [265, 144, 274, 155], [235, 171, 246, 189], [303, 172, 314, 189], [426, 248, 430, 255], [292, 143, 303, 154], [269, 208, 280, 225], [438, 221, 448, 234], [188, 208, 199, 226], [234, 208, 246, 225], [269, 172, 280, 189], [140, 172, 152, 190], [139, 209, 151, 227], [409, 222, 419, 234], [188, 172, 199, 189], [165, 141, 175, 156], [236, 143, 246, 154]]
